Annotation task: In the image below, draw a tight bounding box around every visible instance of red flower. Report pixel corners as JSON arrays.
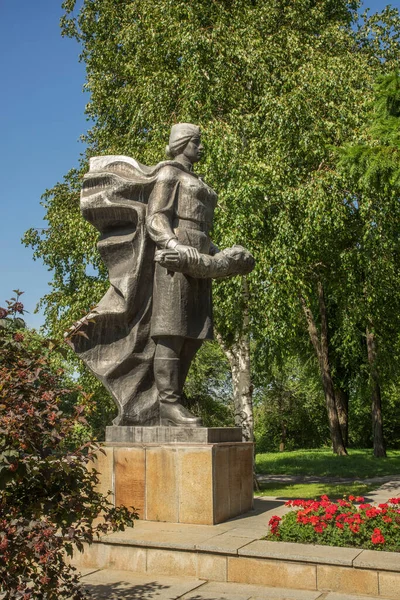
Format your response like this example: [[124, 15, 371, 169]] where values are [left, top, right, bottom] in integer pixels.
[[325, 504, 338, 515], [389, 498, 400, 505], [0, 307, 8, 319], [337, 499, 351, 508], [371, 528, 385, 545], [382, 516, 393, 523], [268, 515, 281, 535], [13, 332, 24, 342]]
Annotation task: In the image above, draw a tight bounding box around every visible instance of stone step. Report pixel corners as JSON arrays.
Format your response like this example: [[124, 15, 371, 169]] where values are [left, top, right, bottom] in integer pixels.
[[79, 568, 384, 600]]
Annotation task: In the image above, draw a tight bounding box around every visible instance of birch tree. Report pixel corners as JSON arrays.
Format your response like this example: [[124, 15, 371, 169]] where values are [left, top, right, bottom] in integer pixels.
[[24, 1, 400, 444]]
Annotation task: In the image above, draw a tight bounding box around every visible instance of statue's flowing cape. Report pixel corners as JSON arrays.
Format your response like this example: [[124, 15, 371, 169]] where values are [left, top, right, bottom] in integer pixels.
[[70, 155, 178, 426]]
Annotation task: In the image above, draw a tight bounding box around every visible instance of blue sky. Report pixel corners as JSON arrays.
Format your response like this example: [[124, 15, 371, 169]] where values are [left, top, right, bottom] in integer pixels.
[[0, 0, 396, 328], [0, 2, 87, 327]]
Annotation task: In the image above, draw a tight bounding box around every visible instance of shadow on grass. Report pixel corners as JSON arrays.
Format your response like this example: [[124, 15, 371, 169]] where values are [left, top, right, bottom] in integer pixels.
[[255, 449, 400, 478]]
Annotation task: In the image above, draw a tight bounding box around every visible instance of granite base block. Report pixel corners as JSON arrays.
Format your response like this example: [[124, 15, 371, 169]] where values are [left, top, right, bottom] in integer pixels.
[[105, 426, 243, 444], [94, 437, 254, 525]]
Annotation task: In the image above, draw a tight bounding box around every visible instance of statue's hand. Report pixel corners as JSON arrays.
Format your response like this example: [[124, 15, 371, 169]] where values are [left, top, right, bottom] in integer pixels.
[[175, 244, 201, 265], [155, 249, 181, 266], [154, 249, 180, 264]]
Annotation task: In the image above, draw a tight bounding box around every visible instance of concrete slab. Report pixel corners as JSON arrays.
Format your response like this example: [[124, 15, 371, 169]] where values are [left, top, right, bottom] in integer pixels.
[[105, 426, 243, 443], [215, 527, 264, 539], [239, 541, 363, 566], [135, 520, 219, 533], [353, 549, 400, 572], [78, 568, 396, 600], [104, 528, 216, 550], [196, 535, 254, 554], [182, 581, 322, 599], [81, 569, 205, 599], [181, 590, 250, 600], [80, 570, 325, 600], [325, 594, 381, 600]]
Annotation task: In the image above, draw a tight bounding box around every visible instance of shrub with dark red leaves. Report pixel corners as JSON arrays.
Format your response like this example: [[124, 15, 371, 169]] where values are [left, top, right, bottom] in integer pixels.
[[0, 295, 137, 599], [267, 494, 400, 551]]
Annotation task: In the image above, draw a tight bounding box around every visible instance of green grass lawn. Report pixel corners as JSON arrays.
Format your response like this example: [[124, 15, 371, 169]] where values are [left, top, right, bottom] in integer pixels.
[[255, 448, 400, 478], [255, 481, 379, 499]]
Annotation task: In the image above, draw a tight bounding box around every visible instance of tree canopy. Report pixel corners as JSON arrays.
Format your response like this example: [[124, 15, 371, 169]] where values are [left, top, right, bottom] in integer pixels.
[[24, 0, 400, 450]]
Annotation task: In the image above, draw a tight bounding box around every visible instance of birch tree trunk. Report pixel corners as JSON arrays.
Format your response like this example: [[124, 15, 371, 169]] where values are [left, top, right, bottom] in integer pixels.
[[300, 281, 347, 455], [366, 327, 386, 458], [216, 278, 254, 442]]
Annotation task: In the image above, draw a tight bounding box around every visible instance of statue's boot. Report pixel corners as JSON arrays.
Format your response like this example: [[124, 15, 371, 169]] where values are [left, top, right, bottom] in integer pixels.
[[154, 356, 201, 427], [160, 401, 202, 427]]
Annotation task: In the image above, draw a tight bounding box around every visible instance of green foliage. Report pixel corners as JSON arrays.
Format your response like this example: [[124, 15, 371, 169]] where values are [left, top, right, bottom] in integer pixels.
[[64, 369, 117, 441], [338, 72, 400, 193], [253, 355, 329, 452], [183, 341, 234, 427], [333, 71, 400, 452], [255, 448, 400, 478], [268, 496, 400, 552], [0, 296, 137, 599]]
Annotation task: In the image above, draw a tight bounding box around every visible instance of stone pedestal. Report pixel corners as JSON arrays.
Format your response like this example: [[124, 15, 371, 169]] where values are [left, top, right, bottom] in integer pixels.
[[94, 427, 254, 525]]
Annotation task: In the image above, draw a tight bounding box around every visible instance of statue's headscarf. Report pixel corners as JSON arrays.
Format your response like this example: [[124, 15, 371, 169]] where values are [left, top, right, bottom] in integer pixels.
[[167, 123, 200, 157]]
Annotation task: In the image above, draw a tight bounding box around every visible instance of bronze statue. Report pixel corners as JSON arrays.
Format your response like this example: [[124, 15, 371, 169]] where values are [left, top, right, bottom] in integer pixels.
[[68, 124, 254, 427]]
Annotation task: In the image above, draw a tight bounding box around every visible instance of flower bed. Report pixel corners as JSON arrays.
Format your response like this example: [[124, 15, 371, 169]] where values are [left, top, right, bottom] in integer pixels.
[[268, 495, 400, 552]]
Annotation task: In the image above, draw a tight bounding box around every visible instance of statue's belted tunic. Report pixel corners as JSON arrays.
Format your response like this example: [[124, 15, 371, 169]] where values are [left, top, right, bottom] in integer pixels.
[[146, 165, 217, 340]]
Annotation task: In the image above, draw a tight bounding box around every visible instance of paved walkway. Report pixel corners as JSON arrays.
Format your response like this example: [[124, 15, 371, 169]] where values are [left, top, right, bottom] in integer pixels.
[[255, 474, 400, 486], [80, 569, 384, 599]]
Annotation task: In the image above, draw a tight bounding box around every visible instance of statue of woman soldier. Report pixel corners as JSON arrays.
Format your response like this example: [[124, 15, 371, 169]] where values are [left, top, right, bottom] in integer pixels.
[[68, 124, 254, 427]]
